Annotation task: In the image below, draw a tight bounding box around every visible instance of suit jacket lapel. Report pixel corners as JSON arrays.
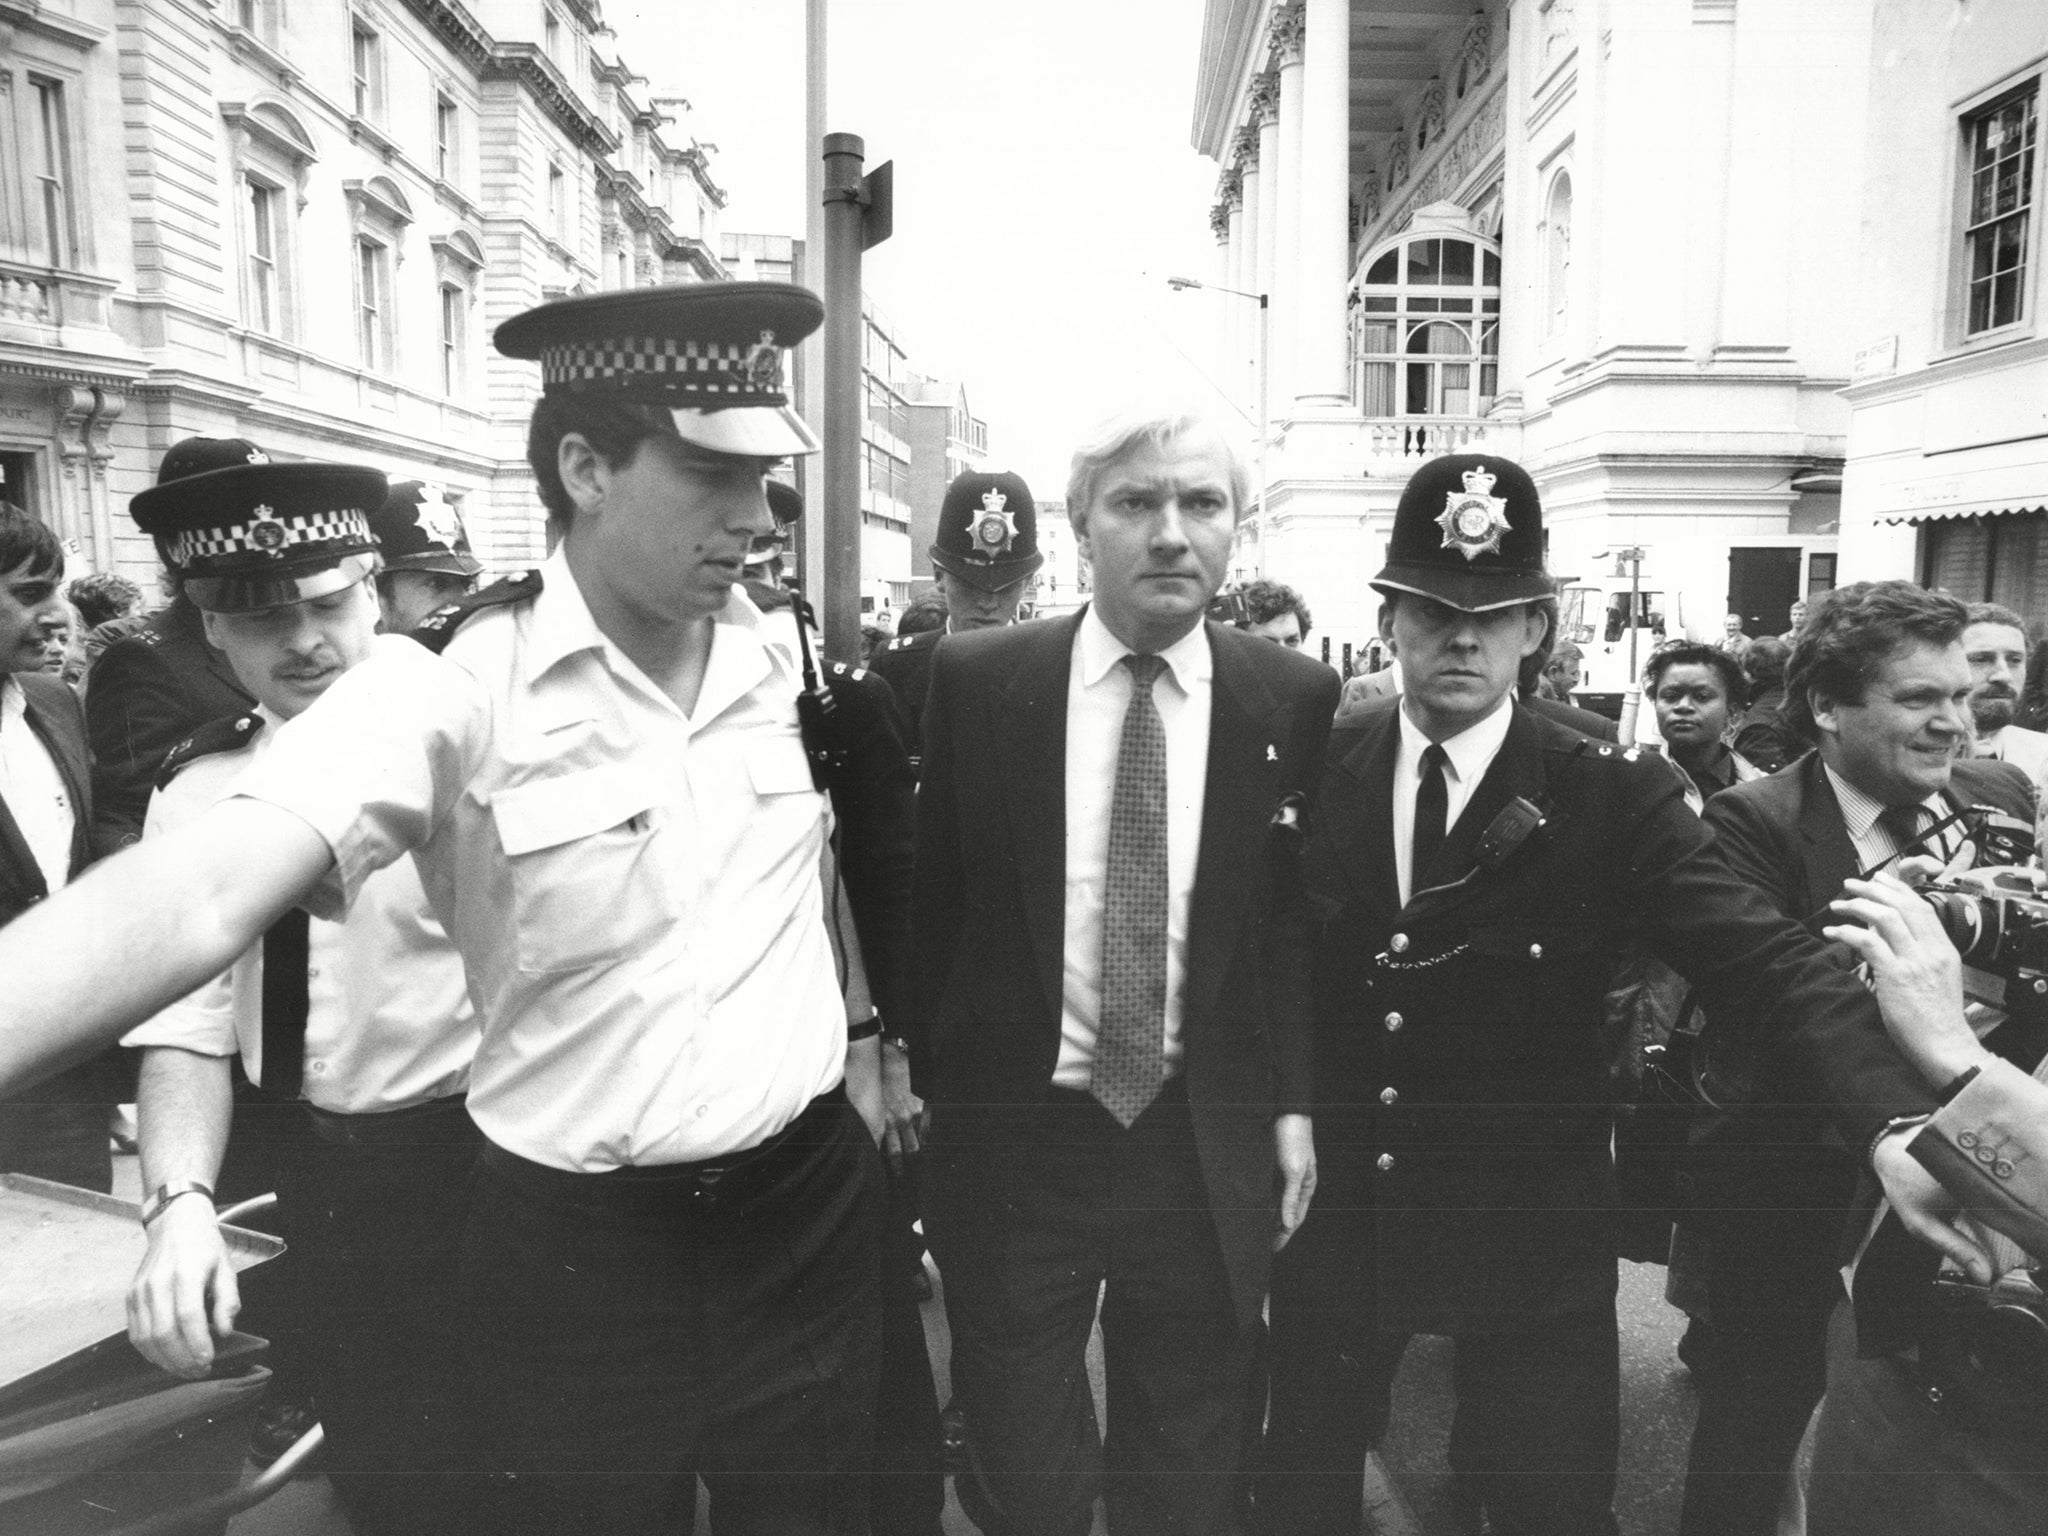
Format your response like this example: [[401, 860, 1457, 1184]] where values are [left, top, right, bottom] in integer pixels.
[[1796, 758, 1861, 932], [21, 683, 92, 877], [1186, 624, 1281, 1028], [995, 612, 1082, 1022]]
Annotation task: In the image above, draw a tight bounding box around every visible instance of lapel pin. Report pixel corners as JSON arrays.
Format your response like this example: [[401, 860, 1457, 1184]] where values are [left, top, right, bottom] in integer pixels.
[[1265, 743, 1278, 762]]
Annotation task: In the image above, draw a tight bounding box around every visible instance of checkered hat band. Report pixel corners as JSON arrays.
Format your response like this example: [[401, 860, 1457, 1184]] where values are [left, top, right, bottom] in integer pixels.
[[540, 338, 782, 400], [169, 509, 373, 566]]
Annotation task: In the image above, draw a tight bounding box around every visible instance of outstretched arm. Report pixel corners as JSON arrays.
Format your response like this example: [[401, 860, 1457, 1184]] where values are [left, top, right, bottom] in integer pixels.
[[127, 1048, 238, 1377], [0, 798, 332, 1096]]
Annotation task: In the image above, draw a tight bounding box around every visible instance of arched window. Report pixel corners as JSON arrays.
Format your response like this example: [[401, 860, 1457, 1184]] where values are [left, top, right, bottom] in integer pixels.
[[1351, 230, 1501, 418], [1543, 171, 1573, 338]]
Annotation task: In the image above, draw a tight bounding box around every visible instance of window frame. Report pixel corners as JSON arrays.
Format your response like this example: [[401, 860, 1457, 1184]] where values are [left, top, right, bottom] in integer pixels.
[[434, 94, 459, 185], [245, 176, 283, 335], [355, 234, 392, 372], [1351, 230, 1503, 420], [1950, 74, 2043, 350], [27, 74, 78, 271], [350, 17, 384, 124]]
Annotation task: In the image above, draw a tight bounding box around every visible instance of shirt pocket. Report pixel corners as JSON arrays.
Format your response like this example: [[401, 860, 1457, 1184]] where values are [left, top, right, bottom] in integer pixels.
[[491, 763, 673, 974]]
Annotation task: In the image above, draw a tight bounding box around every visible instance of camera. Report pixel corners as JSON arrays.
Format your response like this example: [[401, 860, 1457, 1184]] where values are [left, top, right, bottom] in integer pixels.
[[1922, 1266, 2048, 1415], [1206, 587, 1251, 627], [1921, 866, 2048, 983]]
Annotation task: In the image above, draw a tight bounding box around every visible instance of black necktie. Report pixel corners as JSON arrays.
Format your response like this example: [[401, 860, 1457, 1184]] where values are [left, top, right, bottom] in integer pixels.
[[260, 909, 310, 1099], [1412, 743, 1449, 896], [1876, 803, 1929, 865]]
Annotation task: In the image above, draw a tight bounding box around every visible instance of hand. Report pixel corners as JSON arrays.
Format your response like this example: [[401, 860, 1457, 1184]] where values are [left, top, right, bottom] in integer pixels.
[[126, 1196, 238, 1379], [1822, 872, 1986, 1087], [1872, 1127, 1993, 1286], [844, 1035, 887, 1148], [1273, 1114, 1317, 1251], [878, 1044, 926, 1174]]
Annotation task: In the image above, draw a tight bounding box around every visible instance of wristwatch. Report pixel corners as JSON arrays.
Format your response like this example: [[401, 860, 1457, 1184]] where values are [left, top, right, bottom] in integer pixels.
[[140, 1179, 215, 1228]]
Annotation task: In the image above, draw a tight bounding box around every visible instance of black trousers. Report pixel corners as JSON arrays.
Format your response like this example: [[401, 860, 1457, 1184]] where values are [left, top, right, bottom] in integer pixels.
[[459, 1088, 883, 1536], [873, 1157, 945, 1536], [1259, 1171, 1620, 1536], [271, 1095, 485, 1536], [926, 1082, 1254, 1536], [1678, 1207, 1838, 1536]]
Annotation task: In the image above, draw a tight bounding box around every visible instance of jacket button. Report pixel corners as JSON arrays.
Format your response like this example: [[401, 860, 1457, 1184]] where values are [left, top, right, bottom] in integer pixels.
[[1384, 1012, 1404, 1032], [1380, 1087, 1399, 1105], [1389, 933, 1410, 954], [1376, 1153, 1395, 1172], [1994, 1159, 2015, 1179], [1528, 942, 1544, 960], [1975, 1145, 1996, 1164], [1957, 1131, 1979, 1149]]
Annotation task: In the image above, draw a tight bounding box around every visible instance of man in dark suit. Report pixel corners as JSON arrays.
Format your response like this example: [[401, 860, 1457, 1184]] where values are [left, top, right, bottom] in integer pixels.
[[872, 469, 1042, 762], [909, 409, 1336, 1536], [1255, 456, 1959, 1536], [0, 502, 111, 1190], [1679, 580, 2038, 1536], [86, 437, 265, 856]]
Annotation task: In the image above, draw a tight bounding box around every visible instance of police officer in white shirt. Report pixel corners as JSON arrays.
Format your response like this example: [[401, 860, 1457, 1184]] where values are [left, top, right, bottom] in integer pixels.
[[118, 459, 484, 1535], [0, 284, 881, 1536]]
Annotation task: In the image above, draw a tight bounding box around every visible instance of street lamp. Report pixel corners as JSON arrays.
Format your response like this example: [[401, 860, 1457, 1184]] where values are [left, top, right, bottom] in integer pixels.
[[1166, 276, 1270, 536]]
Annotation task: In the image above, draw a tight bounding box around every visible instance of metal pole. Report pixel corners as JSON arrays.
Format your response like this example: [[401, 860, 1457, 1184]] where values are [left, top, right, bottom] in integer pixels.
[[1255, 292, 1270, 570], [819, 132, 866, 661], [799, 0, 828, 603]]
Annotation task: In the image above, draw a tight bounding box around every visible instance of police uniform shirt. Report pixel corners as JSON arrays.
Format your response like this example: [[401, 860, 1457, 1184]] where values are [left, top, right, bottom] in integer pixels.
[[229, 544, 845, 1171], [0, 676, 74, 894], [120, 708, 476, 1114], [1053, 604, 1212, 1089], [1391, 692, 1514, 905]]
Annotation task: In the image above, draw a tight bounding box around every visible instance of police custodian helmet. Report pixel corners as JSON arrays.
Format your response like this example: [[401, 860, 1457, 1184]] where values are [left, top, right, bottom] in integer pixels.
[[929, 469, 1043, 593], [1371, 452, 1554, 612]]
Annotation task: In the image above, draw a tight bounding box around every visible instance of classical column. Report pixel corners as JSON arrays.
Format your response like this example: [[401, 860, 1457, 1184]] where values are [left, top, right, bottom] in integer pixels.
[[1230, 125, 1259, 406], [1295, 0, 1352, 407], [1251, 69, 1281, 412], [1211, 187, 1236, 388], [1270, 5, 1306, 410]]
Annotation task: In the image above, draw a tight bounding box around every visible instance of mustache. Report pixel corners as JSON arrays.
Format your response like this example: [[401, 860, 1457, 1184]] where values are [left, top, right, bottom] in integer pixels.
[[1975, 683, 2019, 700]]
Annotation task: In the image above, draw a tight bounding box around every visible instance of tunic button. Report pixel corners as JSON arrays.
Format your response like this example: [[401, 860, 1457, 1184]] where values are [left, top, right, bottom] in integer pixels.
[[1957, 1131, 1979, 1149], [1975, 1145, 1996, 1164], [1528, 943, 1544, 960], [1994, 1159, 2015, 1179], [1376, 1153, 1395, 1172], [1384, 1012, 1404, 1032], [1389, 933, 1409, 954], [1380, 1087, 1399, 1106]]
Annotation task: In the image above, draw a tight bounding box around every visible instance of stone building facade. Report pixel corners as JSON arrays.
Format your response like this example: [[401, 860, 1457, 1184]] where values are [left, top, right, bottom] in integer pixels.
[[0, 0, 727, 589]]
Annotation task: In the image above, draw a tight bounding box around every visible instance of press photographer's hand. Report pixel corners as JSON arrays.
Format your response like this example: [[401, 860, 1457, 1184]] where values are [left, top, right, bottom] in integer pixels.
[[1823, 872, 1985, 1087]]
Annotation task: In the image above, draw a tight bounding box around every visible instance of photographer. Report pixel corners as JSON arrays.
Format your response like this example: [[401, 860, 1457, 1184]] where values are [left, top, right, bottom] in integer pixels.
[[1809, 871, 2048, 1534]]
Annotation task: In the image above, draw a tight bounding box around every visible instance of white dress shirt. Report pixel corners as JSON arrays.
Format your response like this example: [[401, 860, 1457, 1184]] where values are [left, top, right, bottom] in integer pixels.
[[233, 546, 845, 1170], [1054, 607, 1213, 1090], [0, 676, 75, 894], [122, 707, 478, 1114], [1977, 724, 2048, 793], [1392, 694, 1516, 906]]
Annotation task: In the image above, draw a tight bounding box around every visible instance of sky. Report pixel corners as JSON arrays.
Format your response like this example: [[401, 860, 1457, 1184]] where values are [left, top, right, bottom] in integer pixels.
[[608, 0, 1239, 498]]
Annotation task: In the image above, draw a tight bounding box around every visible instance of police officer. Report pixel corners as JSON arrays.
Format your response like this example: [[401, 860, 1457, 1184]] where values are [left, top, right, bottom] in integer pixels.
[[871, 468, 1042, 754], [1254, 454, 1964, 1536], [370, 480, 483, 630], [0, 283, 884, 1536], [118, 458, 483, 1534], [85, 436, 266, 853]]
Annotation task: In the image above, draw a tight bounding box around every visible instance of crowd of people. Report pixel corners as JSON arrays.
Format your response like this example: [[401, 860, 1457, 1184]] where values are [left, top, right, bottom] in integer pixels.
[[0, 278, 2043, 1536]]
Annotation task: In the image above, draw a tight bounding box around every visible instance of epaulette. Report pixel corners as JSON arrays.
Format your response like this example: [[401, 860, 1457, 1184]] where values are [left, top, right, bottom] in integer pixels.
[[828, 661, 870, 683], [887, 634, 913, 652], [156, 712, 263, 789], [408, 569, 544, 655]]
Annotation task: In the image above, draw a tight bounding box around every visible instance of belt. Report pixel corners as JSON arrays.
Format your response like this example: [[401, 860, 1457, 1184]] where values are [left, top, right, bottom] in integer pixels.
[[303, 1092, 476, 1148], [479, 1085, 849, 1212]]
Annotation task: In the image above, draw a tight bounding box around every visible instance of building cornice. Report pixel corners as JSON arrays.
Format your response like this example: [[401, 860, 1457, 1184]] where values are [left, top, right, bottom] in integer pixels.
[[397, 0, 620, 155], [1191, 0, 1267, 158], [1840, 333, 2048, 407], [0, 0, 109, 48]]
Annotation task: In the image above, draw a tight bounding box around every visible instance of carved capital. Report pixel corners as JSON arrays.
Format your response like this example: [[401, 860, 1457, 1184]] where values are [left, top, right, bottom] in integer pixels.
[[1211, 203, 1233, 241], [1247, 71, 1280, 127], [1217, 164, 1244, 207], [1268, 3, 1305, 66], [1231, 125, 1260, 167]]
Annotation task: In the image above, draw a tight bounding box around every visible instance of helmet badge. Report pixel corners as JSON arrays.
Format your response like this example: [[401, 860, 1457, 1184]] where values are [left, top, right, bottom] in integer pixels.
[[1436, 463, 1511, 562]]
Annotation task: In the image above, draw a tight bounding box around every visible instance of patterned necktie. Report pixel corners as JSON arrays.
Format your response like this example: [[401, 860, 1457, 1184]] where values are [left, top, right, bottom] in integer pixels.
[[260, 909, 310, 1099], [1411, 743, 1450, 897], [1094, 653, 1170, 1128]]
